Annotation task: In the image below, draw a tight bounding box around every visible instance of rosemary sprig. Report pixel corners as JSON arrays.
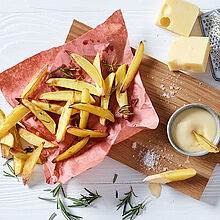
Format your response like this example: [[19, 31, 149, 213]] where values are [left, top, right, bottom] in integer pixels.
[[102, 56, 120, 72], [116, 186, 137, 215], [116, 105, 134, 117], [40, 184, 81, 220], [116, 190, 119, 199], [113, 174, 118, 184], [68, 188, 101, 208], [47, 65, 80, 79], [3, 158, 19, 181], [122, 200, 147, 220], [49, 212, 57, 220]]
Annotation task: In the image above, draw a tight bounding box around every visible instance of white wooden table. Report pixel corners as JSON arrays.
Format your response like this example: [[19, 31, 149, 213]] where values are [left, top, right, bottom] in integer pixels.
[[0, 0, 220, 219]]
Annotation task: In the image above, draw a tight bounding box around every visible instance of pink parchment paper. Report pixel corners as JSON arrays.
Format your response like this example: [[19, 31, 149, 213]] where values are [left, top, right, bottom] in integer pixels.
[[0, 10, 159, 184]]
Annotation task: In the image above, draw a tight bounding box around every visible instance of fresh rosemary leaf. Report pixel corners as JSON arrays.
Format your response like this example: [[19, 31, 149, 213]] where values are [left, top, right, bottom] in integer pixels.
[[110, 83, 120, 95], [68, 188, 101, 208], [116, 190, 119, 199], [3, 171, 16, 178], [51, 183, 63, 197], [102, 56, 120, 72], [116, 105, 134, 117], [48, 212, 57, 220], [44, 189, 52, 192], [116, 186, 137, 215], [113, 174, 118, 184], [38, 197, 56, 201]]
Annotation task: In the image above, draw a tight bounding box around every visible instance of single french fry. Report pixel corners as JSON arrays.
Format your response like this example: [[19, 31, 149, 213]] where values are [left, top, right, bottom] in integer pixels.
[[56, 94, 75, 142], [1, 144, 10, 158], [193, 131, 220, 153], [22, 142, 44, 185], [0, 105, 30, 139], [0, 132, 14, 147], [13, 157, 25, 176], [18, 126, 56, 148], [20, 65, 48, 98], [53, 136, 89, 162], [46, 78, 101, 96], [143, 169, 196, 184], [116, 64, 128, 107], [100, 72, 115, 125], [39, 90, 95, 104], [10, 126, 22, 149], [10, 148, 42, 164], [71, 103, 115, 122], [93, 51, 104, 95], [17, 98, 56, 134], [120, 41, 144, 92], [31, 100, 78, 115], [79, 88, 90, 129], [71, 53, 105, 94], [67, 126, 108, 138]]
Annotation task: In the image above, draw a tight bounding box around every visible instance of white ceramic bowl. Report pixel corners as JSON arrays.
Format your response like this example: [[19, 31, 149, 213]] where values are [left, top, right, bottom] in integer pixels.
[[167, 103, 220, 156]]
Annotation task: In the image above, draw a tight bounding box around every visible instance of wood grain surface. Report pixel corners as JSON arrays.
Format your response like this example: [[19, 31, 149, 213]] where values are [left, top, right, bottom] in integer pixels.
[[65, 20, 220, 200]]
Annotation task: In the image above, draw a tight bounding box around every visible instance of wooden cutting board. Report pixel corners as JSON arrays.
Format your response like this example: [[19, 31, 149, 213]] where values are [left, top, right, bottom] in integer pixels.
[[66, 20, 220, 200]]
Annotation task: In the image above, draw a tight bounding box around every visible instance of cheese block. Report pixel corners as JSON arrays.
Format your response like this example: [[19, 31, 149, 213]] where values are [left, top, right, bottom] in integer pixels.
[[167, 37, 210, 73], [155, 0, 200, 36]]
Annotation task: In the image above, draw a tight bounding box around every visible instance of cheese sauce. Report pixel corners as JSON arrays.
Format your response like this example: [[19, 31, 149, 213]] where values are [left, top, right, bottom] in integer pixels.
[[171, 108, 217, 153]]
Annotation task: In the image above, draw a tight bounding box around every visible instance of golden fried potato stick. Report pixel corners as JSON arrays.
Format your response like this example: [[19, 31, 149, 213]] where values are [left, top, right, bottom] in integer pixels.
[[46, 78, 101, 96], [40, 90, 95, 103], [56, 94, 75, 142], [67, 126, 108, 138], [20, 65, 48, 98], [53, 136, 89, 162], [100, 72, 115, 125], [17, 98, 56, 134], [18, 125, 56, 148], [120, 41, 144, 92], [22, 142, 44, 185], [70, 103, 115, 122], [79, 88, 90, 129]]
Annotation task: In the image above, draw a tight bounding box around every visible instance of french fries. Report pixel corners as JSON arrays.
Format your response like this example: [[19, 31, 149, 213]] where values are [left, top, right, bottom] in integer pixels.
[[31, 100, 78, 115], [56, 94, 75, 142], [0, 105, 30, 139], [53, 136, 89, 162], [22, 142, 44, 185], [46, 78, 101, 96], [39, 90, 95, 104], [17, 98, 56, 134], [20, 65, 48, 98], [67, 126, 108, 138], [70, 53, 105, 95], [79, 88, 90, 129], [100, 72, 115, 125], [120, 41, 144, 92], [71, 103, 115, 122], [18, 126, 56, 148]]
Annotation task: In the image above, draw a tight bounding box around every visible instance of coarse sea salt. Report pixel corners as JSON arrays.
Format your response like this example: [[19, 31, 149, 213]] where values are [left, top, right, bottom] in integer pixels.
[[140, 149, 160, 170], [131, 142, 137, 149]]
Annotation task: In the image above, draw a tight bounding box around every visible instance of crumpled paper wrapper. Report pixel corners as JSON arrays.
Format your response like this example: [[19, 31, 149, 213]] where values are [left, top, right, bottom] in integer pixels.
[[0, 10, 159, 184]]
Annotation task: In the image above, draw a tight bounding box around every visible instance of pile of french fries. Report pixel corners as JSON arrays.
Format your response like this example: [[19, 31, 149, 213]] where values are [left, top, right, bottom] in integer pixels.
[[0, 42, 144, 185]]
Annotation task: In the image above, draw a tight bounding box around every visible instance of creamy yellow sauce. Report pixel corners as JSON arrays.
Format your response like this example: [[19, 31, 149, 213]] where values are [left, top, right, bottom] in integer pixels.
[[171, 108, 217, 153]]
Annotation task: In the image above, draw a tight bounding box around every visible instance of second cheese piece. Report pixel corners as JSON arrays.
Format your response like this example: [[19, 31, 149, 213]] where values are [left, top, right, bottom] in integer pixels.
[[167, 37, 210, 73], [155, 0, 199, 36]]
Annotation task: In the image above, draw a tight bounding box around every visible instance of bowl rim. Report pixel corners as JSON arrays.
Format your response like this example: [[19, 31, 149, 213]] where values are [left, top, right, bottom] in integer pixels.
[[167, 103, 220, 157]]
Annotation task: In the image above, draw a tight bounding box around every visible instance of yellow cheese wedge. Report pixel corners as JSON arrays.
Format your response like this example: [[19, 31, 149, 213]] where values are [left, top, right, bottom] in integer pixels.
[[155, 0, 200, 36], [167, 37, 210, 72]]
